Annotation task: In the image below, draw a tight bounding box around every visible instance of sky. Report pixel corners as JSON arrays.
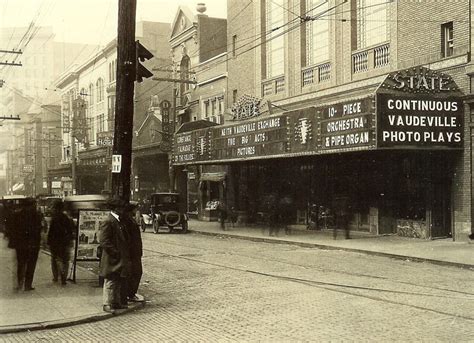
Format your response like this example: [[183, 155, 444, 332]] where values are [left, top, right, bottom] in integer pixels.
[[0, 0, 227, 47]]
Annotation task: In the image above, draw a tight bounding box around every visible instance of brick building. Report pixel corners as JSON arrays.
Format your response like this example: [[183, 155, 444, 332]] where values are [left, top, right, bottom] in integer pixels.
[[172, 0, 474, 241]]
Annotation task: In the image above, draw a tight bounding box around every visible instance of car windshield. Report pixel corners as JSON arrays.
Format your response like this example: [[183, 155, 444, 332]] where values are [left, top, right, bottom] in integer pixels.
[[151, 194, 179, 211]]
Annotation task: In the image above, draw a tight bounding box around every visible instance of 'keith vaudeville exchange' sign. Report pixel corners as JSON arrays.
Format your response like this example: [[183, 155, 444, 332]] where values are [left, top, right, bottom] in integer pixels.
[[377, 67, 463, 149], [212, 116, 288, 160]]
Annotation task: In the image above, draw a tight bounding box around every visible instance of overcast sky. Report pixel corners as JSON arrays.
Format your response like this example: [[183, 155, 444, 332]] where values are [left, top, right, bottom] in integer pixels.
[[1, 0, 227, 46]]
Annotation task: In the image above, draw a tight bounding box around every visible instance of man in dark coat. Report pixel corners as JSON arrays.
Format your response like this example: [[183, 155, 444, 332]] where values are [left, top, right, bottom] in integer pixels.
[[99, 198, 131, 313], [47, 200, 74, 285], [122, 202, 143, 302], [5, 198, 42, 291]]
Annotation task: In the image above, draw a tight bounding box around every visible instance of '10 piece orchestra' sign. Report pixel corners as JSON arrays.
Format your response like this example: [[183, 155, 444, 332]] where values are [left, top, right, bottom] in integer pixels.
[[173, 67, 464, 164]]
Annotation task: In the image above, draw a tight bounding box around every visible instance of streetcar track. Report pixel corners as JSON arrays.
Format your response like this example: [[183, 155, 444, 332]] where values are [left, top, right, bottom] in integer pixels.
[[142, 247, 474, 322], [142, 234, 474, 297]]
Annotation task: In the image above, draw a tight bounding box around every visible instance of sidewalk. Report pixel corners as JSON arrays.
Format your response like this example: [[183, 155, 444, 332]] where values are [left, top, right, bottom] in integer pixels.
[[0, 237, 144, 334], [188, 220, 474, 269]]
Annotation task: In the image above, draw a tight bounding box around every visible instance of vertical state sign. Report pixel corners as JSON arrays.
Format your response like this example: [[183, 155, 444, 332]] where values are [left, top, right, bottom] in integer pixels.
[[377, 95, 463, 148], [318, 97, 375, 152]]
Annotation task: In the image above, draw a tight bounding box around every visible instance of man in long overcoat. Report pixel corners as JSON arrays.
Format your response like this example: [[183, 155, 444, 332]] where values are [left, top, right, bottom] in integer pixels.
[[99, 198, 131, 313], [5, 198, 42, 291], [47, 200, 74, 285]]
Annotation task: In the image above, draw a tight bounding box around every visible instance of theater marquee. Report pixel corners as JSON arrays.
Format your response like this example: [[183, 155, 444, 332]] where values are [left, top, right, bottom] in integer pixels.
[[376, 66, 463, 149]]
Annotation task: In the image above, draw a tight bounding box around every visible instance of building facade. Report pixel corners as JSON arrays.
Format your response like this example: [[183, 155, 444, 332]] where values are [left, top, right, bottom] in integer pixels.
[[172, 0, 473, 241], [53, 21, 173, 197], [168, 4, 229, 218]]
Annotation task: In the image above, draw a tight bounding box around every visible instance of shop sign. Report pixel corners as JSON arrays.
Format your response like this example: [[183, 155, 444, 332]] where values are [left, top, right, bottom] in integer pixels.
[[72, 98, 87, 143], [97, 131, 114, 146], [62, 96, 70, 133], [377, 94, 463, 148], [160, 100, 171, 135], [231, 94, 263, 120], [212, 115, 288, 159], [23, 164, 33, 173], [318, 97, 375, 151], [52, 181, 62, 189], [111, 154, 122, 173]]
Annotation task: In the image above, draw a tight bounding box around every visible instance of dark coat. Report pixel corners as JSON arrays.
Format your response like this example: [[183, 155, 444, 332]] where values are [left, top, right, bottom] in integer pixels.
[[99, 213, 131, 278], [5, 206, 42, 250], [122, 214, 142, 260], [47, 212, 74, 253]]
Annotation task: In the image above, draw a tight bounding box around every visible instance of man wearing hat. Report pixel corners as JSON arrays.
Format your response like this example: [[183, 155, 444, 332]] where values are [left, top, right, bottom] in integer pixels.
[[99, 197, 131, 313], [47, 199, 74, 285]]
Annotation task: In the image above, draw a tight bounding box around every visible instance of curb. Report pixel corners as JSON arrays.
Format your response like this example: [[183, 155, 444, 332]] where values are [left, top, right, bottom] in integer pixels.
[[0, 301, 145, 334], [190, 230, 474, 270]]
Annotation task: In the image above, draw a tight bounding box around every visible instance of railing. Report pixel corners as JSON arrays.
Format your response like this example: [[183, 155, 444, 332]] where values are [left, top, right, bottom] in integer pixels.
[[352, 43, 391, 74], [374, 44, 390, 68], [302, 68, 314, 86], [353, 50, 368, 73], [262, 76, 285, 96], [302, 62, 331, 87], [318, 63, 331, 82], [275, 77, 285, 94]]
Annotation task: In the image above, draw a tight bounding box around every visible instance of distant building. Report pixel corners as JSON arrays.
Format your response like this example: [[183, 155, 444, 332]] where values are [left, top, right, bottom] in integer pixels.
[[54, 21, 173, 196], [171, 0, 474, 241], [0, 25, 97, 196]]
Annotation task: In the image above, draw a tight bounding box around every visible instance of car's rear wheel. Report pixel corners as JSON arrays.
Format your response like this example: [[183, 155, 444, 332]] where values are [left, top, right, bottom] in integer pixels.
[[164, 211, 180, 227]]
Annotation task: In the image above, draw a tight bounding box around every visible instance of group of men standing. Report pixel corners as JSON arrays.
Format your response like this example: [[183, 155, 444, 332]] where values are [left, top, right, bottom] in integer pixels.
[[2, 196, 144, 314], [99, 199, 143, 313]]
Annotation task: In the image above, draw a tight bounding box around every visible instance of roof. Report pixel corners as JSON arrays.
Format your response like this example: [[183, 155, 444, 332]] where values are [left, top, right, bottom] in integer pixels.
[[176, 120, 219, 133]]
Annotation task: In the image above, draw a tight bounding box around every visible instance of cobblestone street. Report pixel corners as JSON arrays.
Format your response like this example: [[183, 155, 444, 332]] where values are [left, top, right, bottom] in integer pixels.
[[2, 232, 473, 342]]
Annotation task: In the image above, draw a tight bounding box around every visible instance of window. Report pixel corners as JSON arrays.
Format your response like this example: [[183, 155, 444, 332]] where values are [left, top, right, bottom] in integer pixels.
[[88, 117, 95, 144], [265, 0, 285, 78], [97, 114, 105, 133], [357, 0, 388, 49], [204, 101, 210, 118], [108, 95, 116, 120], [441, 22, 454, 58], [212, 99, 217, 116], [88, 84, 94, 105], [305, 0, 329, 66], [233, 90, 238, 104], [96, 78, 104, 102], [218, 97, 224, 114], [180, 55, 191, 94], [232, 35, 237, 57]]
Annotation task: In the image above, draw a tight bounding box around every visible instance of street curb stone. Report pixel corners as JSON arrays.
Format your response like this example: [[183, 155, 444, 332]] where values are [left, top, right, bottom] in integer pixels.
[[0, 297, 145, 334], [190, 230, 474, 270]]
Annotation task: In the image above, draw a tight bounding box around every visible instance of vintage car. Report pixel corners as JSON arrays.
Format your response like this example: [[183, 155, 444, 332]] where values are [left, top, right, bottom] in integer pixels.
[[140, 192, 188, 234]]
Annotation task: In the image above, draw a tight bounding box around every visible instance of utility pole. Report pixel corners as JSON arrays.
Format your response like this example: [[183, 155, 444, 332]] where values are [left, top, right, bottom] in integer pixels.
[[111, 0, 137, 202]]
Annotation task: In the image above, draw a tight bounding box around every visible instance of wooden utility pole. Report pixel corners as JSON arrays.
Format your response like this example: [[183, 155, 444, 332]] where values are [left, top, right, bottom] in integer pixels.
[[111, 0, 137, 202]]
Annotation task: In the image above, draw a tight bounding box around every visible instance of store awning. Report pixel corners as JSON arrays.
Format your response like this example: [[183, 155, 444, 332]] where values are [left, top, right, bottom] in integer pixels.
[[12, 183, 24, 192], [200, 172, 226, 182]]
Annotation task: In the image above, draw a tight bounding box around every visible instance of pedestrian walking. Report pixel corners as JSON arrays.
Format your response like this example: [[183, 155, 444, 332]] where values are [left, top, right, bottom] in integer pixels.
[[47, 200, 74, 285], [333, 197, 351, 240], [5, 198, 42, 291], [122, 202, 143, 303], [217, 200, 227, 230], [99, 198, 131, 313]]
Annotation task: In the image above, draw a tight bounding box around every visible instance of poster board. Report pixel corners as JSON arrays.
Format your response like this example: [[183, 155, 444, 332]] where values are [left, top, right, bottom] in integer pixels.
[[71, 209, 110, 282]]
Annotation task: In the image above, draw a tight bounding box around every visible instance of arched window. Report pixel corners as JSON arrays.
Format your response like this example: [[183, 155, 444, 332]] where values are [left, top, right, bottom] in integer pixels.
[[96, 78, 104, 102], [88, 83, 94, 105], [180, 55, 190, 94]]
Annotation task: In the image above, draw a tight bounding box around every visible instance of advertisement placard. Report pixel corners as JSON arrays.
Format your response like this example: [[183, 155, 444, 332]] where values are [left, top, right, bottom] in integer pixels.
[[75, 209, 110, 261]]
